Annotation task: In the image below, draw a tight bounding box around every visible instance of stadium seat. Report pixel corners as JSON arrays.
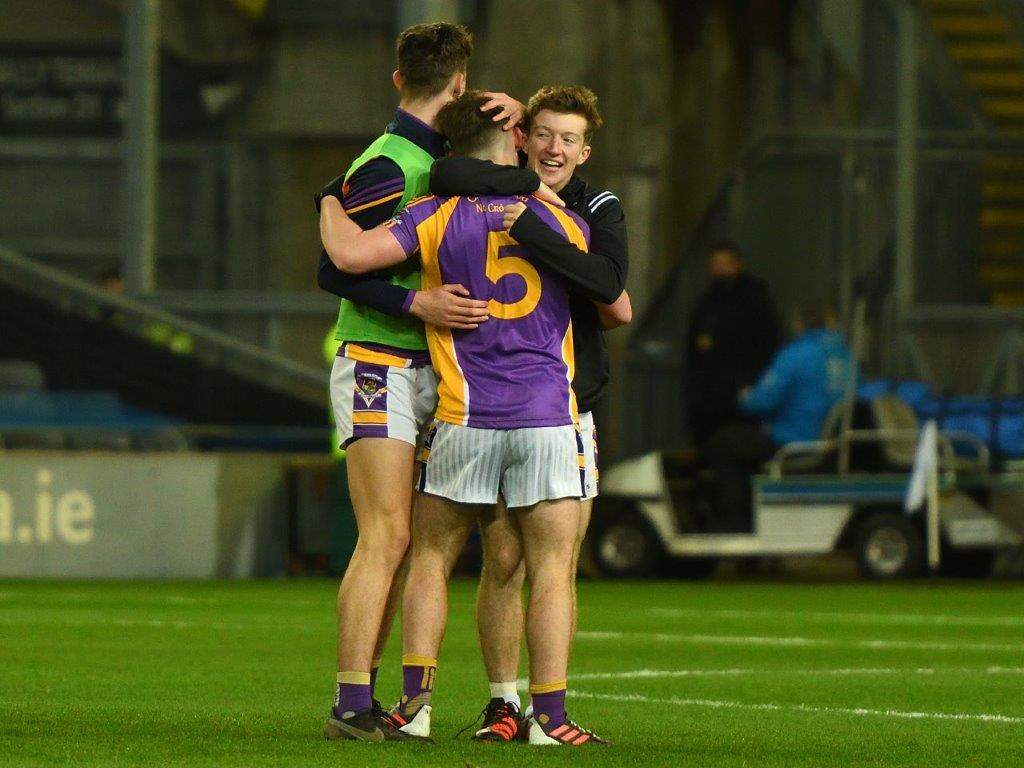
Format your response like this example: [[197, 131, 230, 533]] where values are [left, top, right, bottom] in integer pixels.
[[767, 398, 849, 474], [870, 394, 987, 472], [65, 430, 136, 452], [0, 430, 66, 450], [0, 390, 66, 450], [0, 388, 186, 452], [135, 428, 190, 451], [869, 394, 920, 469], [0, 359, 46, 391], [51, 391, 127, 425]]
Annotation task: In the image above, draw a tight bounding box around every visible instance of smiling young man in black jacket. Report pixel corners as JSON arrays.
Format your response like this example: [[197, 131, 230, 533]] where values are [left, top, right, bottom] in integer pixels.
[[429, 85, 630, 743]]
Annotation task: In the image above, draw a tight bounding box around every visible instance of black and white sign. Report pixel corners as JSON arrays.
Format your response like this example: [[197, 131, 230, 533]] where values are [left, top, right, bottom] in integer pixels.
[[0, 45, 238, 138]]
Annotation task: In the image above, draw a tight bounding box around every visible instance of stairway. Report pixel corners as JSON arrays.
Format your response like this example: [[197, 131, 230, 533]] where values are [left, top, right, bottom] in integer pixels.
[[926, 0, 1024, 304]]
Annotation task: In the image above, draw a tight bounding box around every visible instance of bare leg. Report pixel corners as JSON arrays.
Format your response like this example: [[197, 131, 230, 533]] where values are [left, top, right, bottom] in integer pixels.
[[336, 439, 415, 676], [515, 497, 581, 686], [402, 493, 481, 659], [570, 497, 593, 640], [476, 499, 526, 685], [373, 549, 409, 662]]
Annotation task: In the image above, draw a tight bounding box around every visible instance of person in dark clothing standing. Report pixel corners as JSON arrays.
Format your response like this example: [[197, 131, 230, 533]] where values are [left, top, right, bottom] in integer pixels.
[[685, 240, 782, 449]]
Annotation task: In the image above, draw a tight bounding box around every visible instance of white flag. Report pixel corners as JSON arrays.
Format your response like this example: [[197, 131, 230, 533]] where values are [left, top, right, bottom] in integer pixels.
[[905, 419, 938, 513]]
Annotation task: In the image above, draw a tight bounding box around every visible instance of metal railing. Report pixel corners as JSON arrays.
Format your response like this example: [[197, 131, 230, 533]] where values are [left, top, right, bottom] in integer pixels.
[[0, 245, 326, 405], [767, 428, 990, 479]]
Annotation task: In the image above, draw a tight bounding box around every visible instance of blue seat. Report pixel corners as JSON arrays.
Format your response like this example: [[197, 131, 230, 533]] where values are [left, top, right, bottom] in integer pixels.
[[0, 390, 182, 451]]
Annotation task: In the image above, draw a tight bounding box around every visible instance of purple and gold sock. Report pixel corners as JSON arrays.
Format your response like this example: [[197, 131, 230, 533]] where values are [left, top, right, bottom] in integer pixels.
[[333, 671, 372, 719], [400, 653, 437, 715], [369, 658, 382, 699], [530, 680, 567, 730]]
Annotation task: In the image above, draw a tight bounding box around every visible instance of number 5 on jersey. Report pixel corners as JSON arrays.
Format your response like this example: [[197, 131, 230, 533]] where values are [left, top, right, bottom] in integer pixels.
[[486, 231, 542, 320]]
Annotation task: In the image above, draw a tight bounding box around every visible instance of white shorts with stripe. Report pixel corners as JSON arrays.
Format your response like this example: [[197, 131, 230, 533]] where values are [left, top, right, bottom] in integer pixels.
[[579, 410, 599, 500], [330, 357, 438, 448], [418, 421, 584, 508]]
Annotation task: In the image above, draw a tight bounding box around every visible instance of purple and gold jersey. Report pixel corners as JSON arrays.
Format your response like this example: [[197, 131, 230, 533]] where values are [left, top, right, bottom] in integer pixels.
[[385, 194, 590, 429]]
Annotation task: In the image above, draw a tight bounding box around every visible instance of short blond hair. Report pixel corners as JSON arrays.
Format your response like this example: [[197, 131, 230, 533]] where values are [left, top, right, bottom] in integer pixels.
[[525, 85, 604, 142]]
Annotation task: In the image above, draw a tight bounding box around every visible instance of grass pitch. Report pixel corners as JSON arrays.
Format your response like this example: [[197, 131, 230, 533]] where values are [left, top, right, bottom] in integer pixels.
[[2, 578, 1023, 767]]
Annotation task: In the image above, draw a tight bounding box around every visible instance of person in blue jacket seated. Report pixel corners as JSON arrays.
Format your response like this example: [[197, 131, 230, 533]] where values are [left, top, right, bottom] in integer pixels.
[[704, 305, 855, 532]]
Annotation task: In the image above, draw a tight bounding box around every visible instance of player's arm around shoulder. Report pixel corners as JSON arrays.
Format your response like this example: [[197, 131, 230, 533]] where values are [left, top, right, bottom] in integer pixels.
[[504, 198, 633, 312], [319, 195, 408, 274], [586, 189, 629, 288], [584, 189, 630, 327]]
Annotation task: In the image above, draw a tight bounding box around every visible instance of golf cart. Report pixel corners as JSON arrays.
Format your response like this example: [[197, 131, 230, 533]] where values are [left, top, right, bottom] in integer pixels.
[[588, 394, 1024, 580]]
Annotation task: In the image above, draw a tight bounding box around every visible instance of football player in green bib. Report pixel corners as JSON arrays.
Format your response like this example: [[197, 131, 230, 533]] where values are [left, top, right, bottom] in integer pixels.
[[318, 22, 478, 743], [317, 23, 534, 742]]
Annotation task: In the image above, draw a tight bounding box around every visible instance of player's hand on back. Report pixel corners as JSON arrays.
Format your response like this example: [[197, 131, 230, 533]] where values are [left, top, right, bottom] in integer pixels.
[[502, 202, 527, 230], [410, 284, 490, 330], [480, 92, 525, 131], [533, 182, 565, 208]]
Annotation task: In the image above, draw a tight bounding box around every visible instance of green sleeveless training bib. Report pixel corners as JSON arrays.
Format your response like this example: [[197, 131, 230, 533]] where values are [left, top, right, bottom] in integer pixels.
[[332, 133, 434, 350]]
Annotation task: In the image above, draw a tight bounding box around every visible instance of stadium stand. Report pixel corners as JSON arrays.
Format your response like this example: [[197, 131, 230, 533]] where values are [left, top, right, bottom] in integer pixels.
[[860, 380, 1024, 466], [0, 252, 327, 453], [0, 387, 184, 451]]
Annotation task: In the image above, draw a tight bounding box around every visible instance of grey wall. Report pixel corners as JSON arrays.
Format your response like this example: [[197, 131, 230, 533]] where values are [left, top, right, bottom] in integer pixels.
[[820, 0, 864, 82], [239, 30, 398, 139], [1, 0, 121, 44], [0, 453, 291, 579]]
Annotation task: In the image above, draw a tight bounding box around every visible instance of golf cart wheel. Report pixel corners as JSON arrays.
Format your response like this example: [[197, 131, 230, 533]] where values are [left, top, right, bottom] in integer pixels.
[[589, 510, 660, 578], [854, 512, 925, 580]]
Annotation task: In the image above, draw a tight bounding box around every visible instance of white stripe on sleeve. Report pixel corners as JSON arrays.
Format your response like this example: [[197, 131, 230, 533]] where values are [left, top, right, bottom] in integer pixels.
[[588, 191, 618, 213]]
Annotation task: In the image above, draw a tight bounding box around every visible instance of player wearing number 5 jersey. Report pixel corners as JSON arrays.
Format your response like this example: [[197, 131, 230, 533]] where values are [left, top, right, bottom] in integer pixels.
[[321, 91, 607, 746], [385, 193, 586, 431], [428, 86, 629, 744], [324, 119, 589, 506]]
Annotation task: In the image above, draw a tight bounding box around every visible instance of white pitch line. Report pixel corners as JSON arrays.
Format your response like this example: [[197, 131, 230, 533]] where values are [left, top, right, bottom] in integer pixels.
[[567, 667, 1024, 681], [517, 667, 1024, 689], [649, 607, 1024, 628], [576, 631, 1024, 653], [0, 614, 323, 633], [0, 591, 325, 609], [570, 690, 1024, 725]]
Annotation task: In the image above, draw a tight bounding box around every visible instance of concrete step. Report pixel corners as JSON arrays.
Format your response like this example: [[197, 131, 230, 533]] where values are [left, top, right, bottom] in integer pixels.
[[991, 289, 1024, 305], [980, 263, 1024, 283], [982, 97, 1024, 119], [922, 0, 988, 8], [933, 14, 1008, 38], [984, 154, 1024, 173], [981, 207, 1024, 228], [983, 181, 1024, 200], [982, 237, 1024, 258], [950, 42, 1024, 63], [966, 69, 1024, 92]]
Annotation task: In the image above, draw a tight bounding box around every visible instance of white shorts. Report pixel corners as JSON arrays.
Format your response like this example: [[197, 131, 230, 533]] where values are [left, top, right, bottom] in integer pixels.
[[579, 411, 599, 500], [329, 357, 438, 448], [418, 421, 584, 508]]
